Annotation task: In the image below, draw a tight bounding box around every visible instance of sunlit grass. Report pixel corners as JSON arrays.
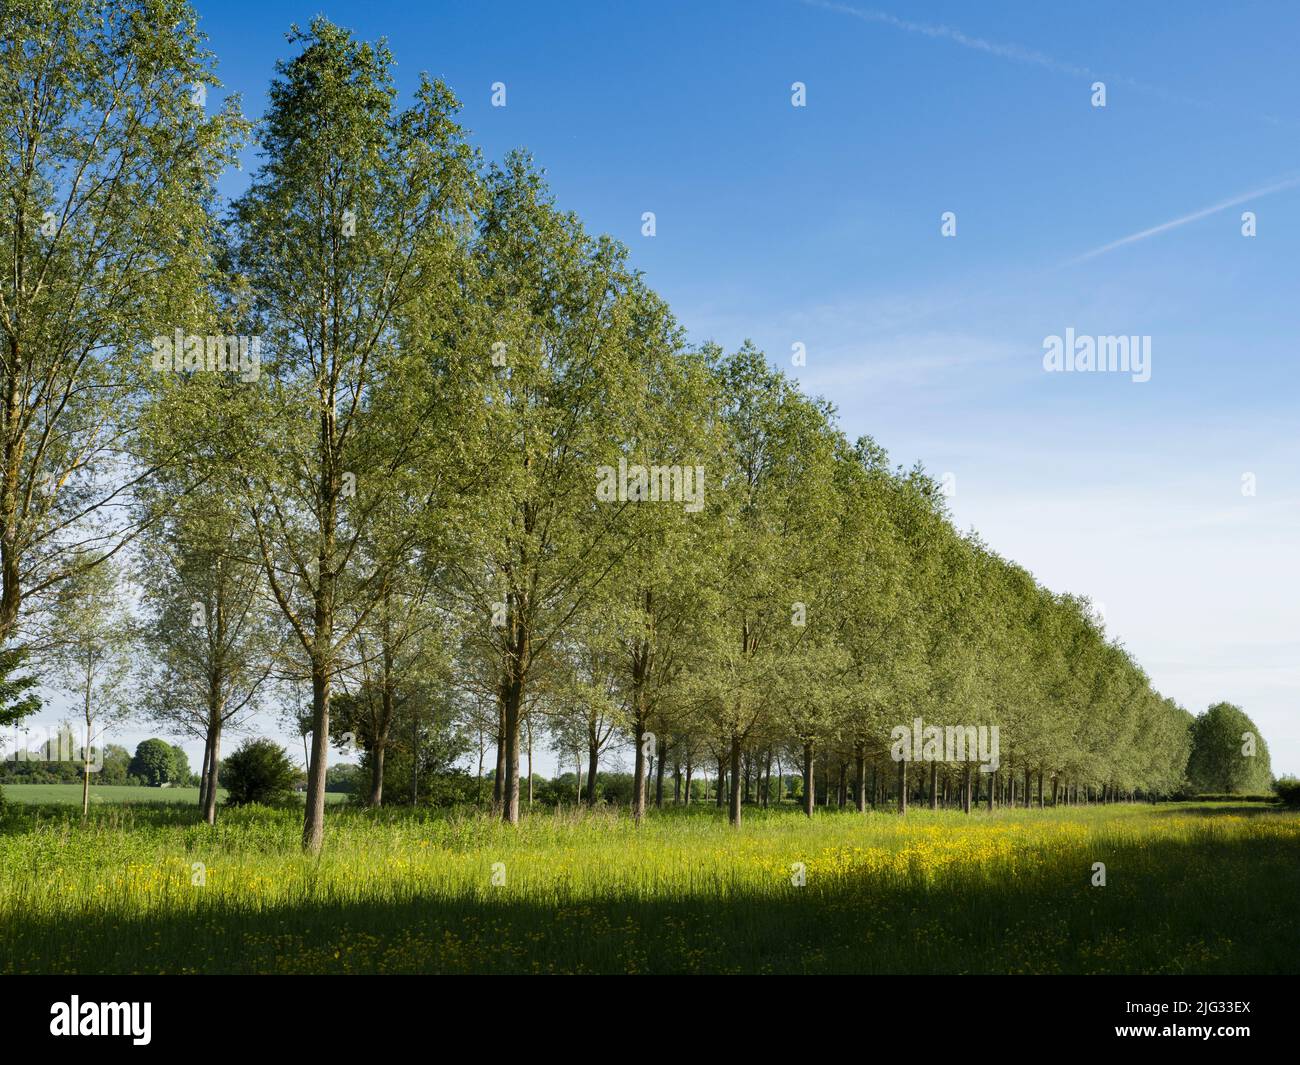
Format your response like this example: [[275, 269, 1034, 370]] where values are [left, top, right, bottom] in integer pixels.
[[0, 784, 348, 805], [1, 800, 1296, 974]]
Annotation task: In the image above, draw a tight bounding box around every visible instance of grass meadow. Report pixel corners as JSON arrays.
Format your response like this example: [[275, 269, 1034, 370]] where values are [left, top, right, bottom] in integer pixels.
[[1, 798, 1296, 975], [0, 784, 348, 806], [4, 784, 215, 806]]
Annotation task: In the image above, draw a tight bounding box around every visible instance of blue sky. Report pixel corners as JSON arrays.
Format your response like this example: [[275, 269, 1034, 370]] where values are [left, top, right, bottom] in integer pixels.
[[33, 0, 1300, 777]]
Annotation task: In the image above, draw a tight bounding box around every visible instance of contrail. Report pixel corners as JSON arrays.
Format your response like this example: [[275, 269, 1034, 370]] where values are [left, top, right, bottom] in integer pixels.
[[801, 0, 1295, 125], [1064, 175, 1300, 265], [801, 0, 1094, 79], [800, 1, 1300, 266]]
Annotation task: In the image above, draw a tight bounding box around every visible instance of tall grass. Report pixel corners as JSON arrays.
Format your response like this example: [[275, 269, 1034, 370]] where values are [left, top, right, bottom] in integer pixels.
[[1, 801, 1296, 974]]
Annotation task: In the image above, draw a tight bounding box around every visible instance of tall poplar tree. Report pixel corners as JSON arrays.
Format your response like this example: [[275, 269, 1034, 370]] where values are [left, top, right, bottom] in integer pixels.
[[228, 18, 477, 851]]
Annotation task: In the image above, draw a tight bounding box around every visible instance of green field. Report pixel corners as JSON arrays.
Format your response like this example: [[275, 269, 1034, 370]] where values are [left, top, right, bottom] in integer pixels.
[[0, 784, 348, 806], [3, 784, 217, 806], [2, 798, 1296, 974]]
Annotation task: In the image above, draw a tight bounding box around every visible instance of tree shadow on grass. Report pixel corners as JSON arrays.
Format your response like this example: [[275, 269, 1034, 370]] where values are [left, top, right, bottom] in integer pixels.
[[4, 831, 1298, 975], [1147, 803, 1285, 820]]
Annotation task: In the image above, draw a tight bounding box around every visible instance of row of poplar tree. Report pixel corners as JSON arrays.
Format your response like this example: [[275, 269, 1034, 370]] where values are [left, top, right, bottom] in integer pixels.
[[3, 2, 1204, 852]]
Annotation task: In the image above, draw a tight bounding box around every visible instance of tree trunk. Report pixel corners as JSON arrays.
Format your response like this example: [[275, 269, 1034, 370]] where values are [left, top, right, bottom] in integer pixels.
[[368, 742, 386, 807], [80, 670, 93, 819], [198, 739, 212, 813], [202, 724, 222, 826], [586, 740, 600, 808], [302, 650, 332, 854], [631, 711, 647, 822], [854, 745, 867, 813], [802, 741, 815, 817], [500, 648, 526, 822], [410, 711, 419, 807], [492, 700, 505, 810], [526, 717, 533, 808], [475, 730, 485, 805], [370, 635, 395, 809], [897, 757, 907, 815], [0, 341, 22, 647], [630, 595, 654, 822], [728, 734, 742, 827], [654, 745, 667, 809], [81, 722, 91, 818], [963, 763, 972, 814], [716, 755, 726, 808]]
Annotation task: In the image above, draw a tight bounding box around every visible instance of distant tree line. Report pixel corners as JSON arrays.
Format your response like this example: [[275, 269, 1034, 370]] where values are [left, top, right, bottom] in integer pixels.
[[0, 733, 193, 788]]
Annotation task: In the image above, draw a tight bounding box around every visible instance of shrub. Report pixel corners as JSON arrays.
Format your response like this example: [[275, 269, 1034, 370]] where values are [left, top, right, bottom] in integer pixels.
[[1275, 776, 1300, 808], [419, 770, 478, 807], [222, 739, 298, 807]]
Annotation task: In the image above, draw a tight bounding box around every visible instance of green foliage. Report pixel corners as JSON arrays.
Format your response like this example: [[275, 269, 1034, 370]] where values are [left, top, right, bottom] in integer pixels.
[[356, 718, 472, 807], [99, 745, 131, 786], [1274, 777, 1300, 808], [129, 740, 177, 787], [0, 647, 40, 730], [0, 0, 246, 648], [222, 739, 298, 807], [0, 749, 82, 784], [168, 745, 192, 787], [1186, 703, 1273, 795], [412, 770, 479, 808], [325, 764, 362, 794]]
